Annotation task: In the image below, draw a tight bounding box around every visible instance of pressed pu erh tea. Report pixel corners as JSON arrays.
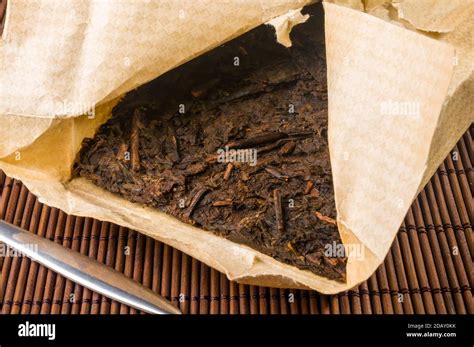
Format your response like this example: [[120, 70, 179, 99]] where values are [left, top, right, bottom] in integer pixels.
[[74, 11, 347, 282]]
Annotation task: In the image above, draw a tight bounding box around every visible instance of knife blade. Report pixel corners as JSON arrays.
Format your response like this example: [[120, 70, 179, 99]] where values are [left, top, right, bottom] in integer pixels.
[[0, 219, 181, 314]]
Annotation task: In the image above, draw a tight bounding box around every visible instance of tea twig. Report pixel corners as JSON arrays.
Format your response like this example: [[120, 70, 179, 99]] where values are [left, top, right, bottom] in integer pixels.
[[223, 163, 234, 180], [225, 132, 287, 149], [130, 109, 143, 171], [304, 180, 314, 194], [287, 242, 305, 261], [167, 125, 180, 162], [225, 131, 312, 149], [184, 187, 210, 218], [257, 138, 291, 155], [116, 143, 129, 161], [212, 200, 233, 207], [265, 166, 289, 181], [273, 189, 285, 234], [314, 211, 337, 225]]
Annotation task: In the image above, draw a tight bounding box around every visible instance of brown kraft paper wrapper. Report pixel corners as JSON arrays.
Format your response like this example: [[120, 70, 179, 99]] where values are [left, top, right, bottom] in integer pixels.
[[0, 1, 470, 293]]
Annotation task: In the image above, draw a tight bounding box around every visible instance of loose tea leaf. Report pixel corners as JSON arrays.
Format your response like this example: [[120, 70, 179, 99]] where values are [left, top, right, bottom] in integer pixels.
[[74, 10, 346, 282]]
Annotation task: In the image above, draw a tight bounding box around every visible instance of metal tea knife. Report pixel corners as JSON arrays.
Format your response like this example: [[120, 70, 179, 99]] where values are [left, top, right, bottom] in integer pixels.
[[0, 219, 181, 314]]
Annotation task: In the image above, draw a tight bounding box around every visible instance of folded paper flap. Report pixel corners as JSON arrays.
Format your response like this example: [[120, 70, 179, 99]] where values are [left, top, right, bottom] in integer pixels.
[[333, 0, 474, 98], [0, 115, 55, 158], [0, 0, 311, 119], [324, 2, 454, 259], [393, 0, 473, 33], [332, 0, 474, 197], [391, 0, 474, 97]]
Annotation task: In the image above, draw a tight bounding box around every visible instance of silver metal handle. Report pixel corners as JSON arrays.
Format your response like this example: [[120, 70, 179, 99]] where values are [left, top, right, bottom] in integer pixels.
[[0, 220, 181, 314]]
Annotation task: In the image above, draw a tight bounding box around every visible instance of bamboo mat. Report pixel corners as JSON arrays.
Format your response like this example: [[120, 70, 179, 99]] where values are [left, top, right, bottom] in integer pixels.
[[0, 127, 471, 315], [0, 0, 6, 35]]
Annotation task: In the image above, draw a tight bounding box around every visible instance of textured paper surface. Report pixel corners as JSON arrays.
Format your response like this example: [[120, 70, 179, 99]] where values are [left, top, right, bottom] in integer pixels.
[[0, 1, 468, 293], [391, 0, 474, 190], [0, 0, 311, 119], [324, 2, 454, 278], [332, 0, 474, 192]]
